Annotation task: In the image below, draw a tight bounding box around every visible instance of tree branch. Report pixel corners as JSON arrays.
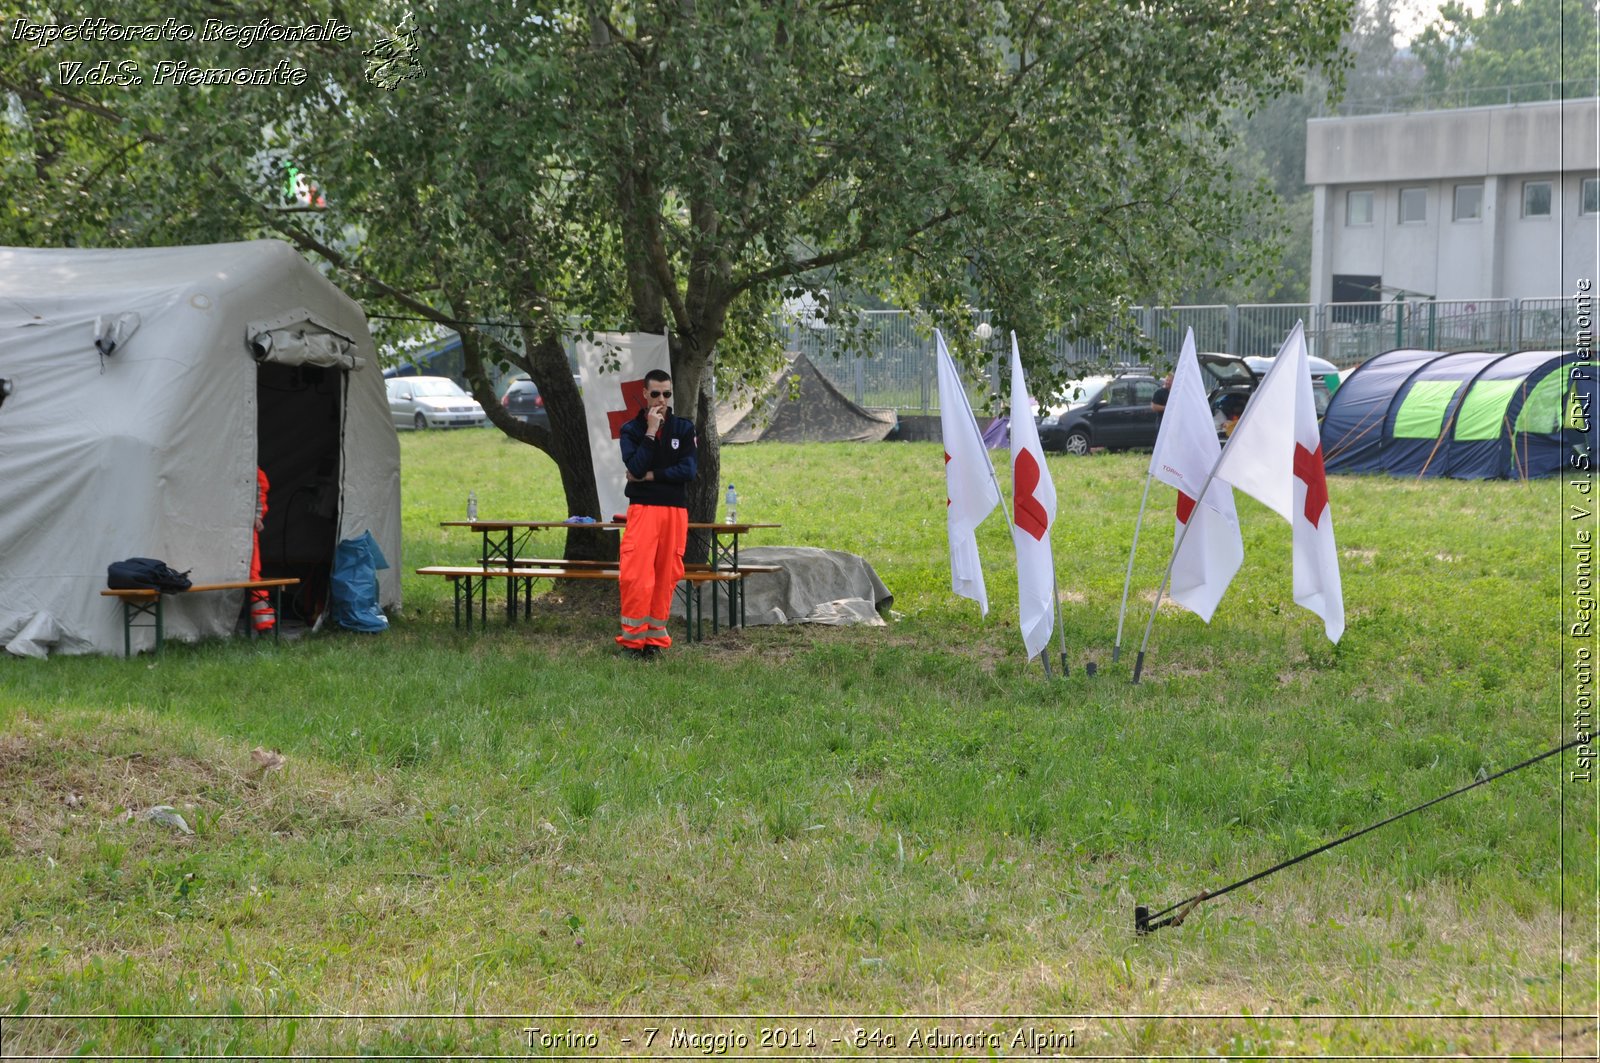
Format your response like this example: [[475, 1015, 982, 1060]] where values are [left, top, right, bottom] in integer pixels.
[[731, 205, 961, 295]]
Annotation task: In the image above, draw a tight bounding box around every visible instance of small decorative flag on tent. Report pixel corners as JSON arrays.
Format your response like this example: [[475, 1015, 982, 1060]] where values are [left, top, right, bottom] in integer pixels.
[[1008, 333, 1056, 659], [577, 332, 672, 521], [1148, 329, 1243, 622], [1211, 321, 1345, 642], [935, 329, 1002, 615]]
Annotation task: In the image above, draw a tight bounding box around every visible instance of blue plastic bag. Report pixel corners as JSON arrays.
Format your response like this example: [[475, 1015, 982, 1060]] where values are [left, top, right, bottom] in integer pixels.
[[330, 531, 390, 632]]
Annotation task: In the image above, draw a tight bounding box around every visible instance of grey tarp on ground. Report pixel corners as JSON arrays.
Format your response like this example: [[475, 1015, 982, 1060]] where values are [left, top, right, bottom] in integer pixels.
[[672, 546, 893, 626], [0, 240, 401, 656], [717, 353, 897, 444]]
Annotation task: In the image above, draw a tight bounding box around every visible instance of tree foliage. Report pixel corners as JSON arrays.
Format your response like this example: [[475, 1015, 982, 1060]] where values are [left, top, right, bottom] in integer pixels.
[[1413, 0, 1598, 97], [1, 0, 1350, 538]]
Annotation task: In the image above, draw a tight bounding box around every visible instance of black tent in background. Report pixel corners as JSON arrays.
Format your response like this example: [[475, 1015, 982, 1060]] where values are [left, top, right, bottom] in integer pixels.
[[718, 353, 898, 444]]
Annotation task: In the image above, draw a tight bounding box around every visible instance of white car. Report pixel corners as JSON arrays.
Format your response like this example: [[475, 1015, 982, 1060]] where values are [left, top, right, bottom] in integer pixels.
[[386, 376, 486, 430]]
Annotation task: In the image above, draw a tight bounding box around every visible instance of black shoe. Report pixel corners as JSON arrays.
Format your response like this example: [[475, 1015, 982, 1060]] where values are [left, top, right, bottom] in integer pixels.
[[643, 646, 663, 660], [621, 646, 650, 661]]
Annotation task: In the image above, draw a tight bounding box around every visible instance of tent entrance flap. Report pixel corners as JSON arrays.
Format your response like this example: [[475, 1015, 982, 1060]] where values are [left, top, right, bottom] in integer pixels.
[[257, 361, 343, 624]]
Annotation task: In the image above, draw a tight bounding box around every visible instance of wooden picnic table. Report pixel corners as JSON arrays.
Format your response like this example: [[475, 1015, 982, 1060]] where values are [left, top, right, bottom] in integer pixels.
[[436, 519, 781, 628]]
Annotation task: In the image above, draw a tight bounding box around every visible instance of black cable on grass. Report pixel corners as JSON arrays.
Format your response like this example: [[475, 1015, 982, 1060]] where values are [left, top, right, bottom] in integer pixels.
[[1134, 738, 1582, 936]]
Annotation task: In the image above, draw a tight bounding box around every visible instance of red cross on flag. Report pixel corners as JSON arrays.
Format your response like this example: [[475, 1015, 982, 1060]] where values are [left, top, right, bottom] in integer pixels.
[[1210, 321, 1345, 642], [577, 332, 671, 521], [935, 329, 1002, 615], [1007, 333, 1057, 659], [1148, 329, 1242, 622]]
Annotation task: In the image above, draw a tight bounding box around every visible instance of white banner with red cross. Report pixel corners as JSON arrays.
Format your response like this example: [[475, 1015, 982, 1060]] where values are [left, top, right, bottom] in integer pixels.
[[576, 332, 672, 521]]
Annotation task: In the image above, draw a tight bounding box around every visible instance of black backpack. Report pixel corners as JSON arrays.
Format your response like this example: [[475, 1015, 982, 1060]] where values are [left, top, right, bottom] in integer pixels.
[[107, 558, 193, 593]]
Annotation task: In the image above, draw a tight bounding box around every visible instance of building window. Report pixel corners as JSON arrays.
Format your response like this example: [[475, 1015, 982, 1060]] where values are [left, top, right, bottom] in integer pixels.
[[1346, 190, 1374, 226], [1453, 183, 1483, 222], [1399, 187, 1427, 223], [1522, 181, 1552, 218], [1585, 178, 1600, 215]]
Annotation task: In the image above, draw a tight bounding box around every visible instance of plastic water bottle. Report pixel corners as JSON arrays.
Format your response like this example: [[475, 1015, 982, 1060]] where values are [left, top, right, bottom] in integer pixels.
[[467, 490, 478, 521], [724, 484, 737, 524]]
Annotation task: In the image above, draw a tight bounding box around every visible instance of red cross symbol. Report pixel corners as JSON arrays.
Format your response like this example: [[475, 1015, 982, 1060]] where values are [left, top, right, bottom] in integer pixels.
[[1294, 443, 1329, 528], [605, 378, 648, 438], [944, 450, 952, 507], [1175, 491, 1196, 525], [1012, 449, 1049, 541]]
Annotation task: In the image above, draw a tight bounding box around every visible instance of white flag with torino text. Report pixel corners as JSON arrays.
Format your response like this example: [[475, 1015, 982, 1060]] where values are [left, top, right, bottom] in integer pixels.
[[1008, 333, 1057, 659], [1148, 329, 1242, 622], [935, 329, 1002, 615], [1210, 321, 1345, 642]]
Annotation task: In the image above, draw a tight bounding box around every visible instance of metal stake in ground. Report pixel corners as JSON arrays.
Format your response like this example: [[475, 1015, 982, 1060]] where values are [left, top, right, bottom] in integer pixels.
[[1113, 469, 1157, 663], [1134, 738, 1582, 935]]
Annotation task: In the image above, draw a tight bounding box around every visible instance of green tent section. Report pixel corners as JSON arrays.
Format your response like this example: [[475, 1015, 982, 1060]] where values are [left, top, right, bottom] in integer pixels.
[[1321, 348, 1595, 480]]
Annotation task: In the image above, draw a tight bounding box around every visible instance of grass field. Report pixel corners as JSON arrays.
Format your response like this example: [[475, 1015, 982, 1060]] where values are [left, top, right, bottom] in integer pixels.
[[1, 429, 1594, 1059]]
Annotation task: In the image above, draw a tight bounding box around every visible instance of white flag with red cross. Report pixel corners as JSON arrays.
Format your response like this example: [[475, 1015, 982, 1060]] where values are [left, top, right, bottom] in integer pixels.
[[577, 332, 672, 521], [1148, 329, 1243, 622], [935, 329, 1002, 615], [1008, 333, 1057, 659], [1210, 321, 1345, 642]]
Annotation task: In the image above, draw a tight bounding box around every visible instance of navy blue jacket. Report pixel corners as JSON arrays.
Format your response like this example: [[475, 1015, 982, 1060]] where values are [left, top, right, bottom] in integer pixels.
[[620, 409, 698, 507]]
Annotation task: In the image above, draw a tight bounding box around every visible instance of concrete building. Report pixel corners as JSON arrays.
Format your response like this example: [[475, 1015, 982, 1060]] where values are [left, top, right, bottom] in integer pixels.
[[1306, 98, 1599, 306]]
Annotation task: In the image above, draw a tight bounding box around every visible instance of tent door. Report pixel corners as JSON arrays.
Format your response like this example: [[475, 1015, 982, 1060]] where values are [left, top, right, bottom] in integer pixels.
[[256, 361, 344, 625]]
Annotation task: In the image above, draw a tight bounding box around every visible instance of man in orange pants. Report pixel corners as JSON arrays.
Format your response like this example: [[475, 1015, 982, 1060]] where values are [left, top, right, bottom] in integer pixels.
[[616, 369, 697, 658], [249, 466, 276, 632]]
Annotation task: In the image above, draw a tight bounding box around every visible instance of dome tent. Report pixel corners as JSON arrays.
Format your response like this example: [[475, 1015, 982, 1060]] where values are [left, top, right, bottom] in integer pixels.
[[716, 351, 897, 444], [0, 241, 401, 656], [1321, 348, 1595, 480]]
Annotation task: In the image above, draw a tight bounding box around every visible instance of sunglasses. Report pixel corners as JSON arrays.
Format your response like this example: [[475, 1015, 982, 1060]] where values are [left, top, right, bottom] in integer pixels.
[[648, 389, 672, 398]]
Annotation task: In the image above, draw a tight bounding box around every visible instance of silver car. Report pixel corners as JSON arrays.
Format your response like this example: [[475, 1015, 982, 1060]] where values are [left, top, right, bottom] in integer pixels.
[[386, 376, 486, 430]]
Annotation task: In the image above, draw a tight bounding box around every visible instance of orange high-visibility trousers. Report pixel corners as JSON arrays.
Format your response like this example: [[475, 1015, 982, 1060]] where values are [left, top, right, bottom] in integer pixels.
[[249, 467, 276, 631], [616, 503, 687, 649]]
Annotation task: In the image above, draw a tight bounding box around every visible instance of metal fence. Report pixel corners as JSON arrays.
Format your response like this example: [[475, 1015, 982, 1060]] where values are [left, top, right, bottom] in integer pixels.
[[1325, 80, 1597, 118], [781, 297, 1582, 413]]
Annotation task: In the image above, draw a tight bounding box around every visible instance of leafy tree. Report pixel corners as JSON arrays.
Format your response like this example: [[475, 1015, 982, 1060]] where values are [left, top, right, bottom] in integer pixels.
[[1183, 0, 1418, 305], [1413, 0, 1598, 101], [1, 1, 1349, 551]]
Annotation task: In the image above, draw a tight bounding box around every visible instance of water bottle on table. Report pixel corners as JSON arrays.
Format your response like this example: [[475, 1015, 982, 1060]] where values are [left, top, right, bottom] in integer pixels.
[[724, 484, 737, 524], [467, 490, 478, 521]]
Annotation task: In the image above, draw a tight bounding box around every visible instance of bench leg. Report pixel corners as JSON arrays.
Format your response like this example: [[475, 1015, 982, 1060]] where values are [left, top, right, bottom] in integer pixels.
[[122, 601, 132, 658]]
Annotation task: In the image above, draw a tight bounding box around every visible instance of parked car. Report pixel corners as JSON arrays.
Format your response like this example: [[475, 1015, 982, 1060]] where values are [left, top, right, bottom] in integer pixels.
[[386, 376, 486, 430], [499, 374, 550, 430], [1039, 354, 1258, 455]]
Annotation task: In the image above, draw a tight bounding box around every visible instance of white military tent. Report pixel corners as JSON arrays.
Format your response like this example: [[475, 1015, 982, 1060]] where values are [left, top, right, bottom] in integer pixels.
[[0, 240, 401, 657]]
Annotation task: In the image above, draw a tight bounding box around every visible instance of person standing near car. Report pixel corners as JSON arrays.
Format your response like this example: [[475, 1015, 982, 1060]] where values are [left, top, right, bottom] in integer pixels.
[[616, 369, 697, 659], [1151, 372, 1174, 413]]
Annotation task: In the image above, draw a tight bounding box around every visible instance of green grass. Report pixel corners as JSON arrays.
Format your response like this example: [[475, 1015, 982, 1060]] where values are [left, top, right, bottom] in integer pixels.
[[0, 429, 1593, 1058]]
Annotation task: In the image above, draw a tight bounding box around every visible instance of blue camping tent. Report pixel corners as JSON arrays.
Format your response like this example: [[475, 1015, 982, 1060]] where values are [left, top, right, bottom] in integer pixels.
[[1322, 348, 1595, 480]]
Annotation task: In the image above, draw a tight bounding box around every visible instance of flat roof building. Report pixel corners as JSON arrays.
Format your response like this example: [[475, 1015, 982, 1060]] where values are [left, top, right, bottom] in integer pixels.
[[1305, 98, 1598, 306]]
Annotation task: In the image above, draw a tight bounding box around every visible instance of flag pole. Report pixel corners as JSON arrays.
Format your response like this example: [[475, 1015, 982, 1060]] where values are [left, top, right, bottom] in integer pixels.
[[1114, 470, 1156, 662], [1131, 456, 1228, 684], [1050, 564, 1068, 676]]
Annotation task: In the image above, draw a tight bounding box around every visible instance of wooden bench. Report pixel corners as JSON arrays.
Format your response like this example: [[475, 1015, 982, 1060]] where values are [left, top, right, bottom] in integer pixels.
[[542, 559, 783, 628], [101, 578, 300, 657], [414, 564, 745, 640]]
